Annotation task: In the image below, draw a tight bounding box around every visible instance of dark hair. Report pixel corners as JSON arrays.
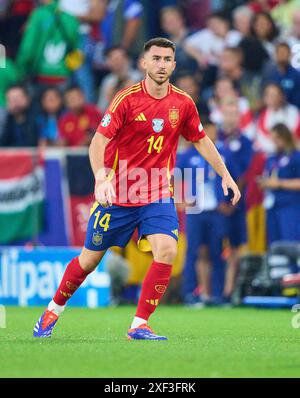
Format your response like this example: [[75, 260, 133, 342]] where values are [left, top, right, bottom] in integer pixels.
[[271, 123, 296, 151], [263, 81, 285, 97], [144, 37, 176, 54], [251, 11, 279, 42], [64, 84, 83, 95], [104, 45, 128, 58]]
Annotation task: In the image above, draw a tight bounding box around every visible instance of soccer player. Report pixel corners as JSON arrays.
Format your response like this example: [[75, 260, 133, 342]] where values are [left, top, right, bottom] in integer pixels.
[[33, 37, 241, 340]]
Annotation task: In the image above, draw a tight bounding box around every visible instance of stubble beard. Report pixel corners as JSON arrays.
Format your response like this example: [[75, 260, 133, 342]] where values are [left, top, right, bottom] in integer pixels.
[[147, 71, 170, 86]]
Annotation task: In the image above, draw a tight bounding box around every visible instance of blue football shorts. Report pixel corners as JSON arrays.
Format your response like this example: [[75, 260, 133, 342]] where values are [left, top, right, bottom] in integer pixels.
[[84, 198, 179, 252]]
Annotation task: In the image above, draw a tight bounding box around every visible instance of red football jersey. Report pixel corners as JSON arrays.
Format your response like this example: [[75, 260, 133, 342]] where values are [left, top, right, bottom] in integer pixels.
[[96, 80, 206, 206]]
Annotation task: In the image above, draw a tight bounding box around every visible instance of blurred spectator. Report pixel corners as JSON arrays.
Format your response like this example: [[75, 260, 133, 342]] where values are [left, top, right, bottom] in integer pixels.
[[175, 74, 209, 119], [259, 123, 300, 244], [59, 0, 107, 103], [58, 85, 102, 146], [184, 11, 242, 69], [0, 85, 39, 147], [256, 82, 300, 153], [143, 0, 177, 39], [271, 0, 300, 31], [179, 121, 227, 305], [208, 77, 255, 140], [282, 9, 300, 69], [37, 87, 64, 147], [248, 0, 280, 13], [233, 5, 254, 37], [0, 57, 20, 137], [217, 95, 254, 301], [160, 6, 197, 76], [97, 46, 141, 112], [177, 0, 211, 30], [218, 47, 263, 112], [250, 11, 279, 58], [16, 0, 79, 89], [264, 42, 300, 108], [101, 0, 144, 59], [0, 0, 35, 59]]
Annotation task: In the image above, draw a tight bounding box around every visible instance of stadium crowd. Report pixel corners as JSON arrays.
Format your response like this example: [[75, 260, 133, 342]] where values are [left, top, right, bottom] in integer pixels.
[[1, 0, 300, 305]]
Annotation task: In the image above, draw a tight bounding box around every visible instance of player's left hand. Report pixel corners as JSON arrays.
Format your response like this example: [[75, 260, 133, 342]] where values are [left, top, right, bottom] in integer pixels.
[[222, 173, 241, 206]]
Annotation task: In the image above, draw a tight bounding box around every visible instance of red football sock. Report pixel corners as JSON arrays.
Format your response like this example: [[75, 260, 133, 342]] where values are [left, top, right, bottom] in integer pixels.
[[136, 261, 172, 320], [53, 257, 90, 306]]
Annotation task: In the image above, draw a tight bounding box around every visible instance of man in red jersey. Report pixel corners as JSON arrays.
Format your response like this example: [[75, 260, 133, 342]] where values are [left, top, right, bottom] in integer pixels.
[[33, 37, 240, 340]]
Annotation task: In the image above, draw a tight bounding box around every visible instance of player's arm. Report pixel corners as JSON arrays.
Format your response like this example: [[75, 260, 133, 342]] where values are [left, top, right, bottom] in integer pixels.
[[194, 136, 241, 206], [181, 98, 241, 206]]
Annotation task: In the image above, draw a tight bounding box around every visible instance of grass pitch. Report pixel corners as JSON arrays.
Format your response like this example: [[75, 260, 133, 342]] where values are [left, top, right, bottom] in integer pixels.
[[1, 306, 300, 378]]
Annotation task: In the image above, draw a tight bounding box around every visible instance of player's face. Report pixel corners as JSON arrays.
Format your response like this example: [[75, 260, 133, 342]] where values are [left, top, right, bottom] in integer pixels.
[[142, 46, 176, 85]]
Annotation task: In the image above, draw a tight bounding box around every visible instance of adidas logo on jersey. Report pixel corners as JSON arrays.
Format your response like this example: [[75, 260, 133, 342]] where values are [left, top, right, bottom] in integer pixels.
[[135, 113, 147, 121]]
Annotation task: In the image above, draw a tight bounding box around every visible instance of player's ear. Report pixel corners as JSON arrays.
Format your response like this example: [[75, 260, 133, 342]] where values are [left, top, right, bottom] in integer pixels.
[[141, 55, 147, 71]]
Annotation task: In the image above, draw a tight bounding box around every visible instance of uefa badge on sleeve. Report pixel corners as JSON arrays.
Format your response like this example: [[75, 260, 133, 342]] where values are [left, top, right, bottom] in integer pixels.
[[101, 114, 112, 128]]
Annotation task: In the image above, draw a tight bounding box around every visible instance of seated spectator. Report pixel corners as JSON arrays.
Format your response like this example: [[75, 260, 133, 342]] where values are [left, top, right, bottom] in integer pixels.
[[174, 74, 209, 119], [100, 0, 144, 60], [58, 85, 102, 147], [218, 47, 263, 112], [97, 46, 141, 112], [259, 123, 300, 245], [0, 85, 40, 147], [209, 77, 255, 140], [37, 87, 64, 147], [59, 0, 107, 103], [16, 0, 79, 88], [0, 56, 20, 138], [232, 5, 254, 37], [160, 6, 197, 76], [250, 11, 279, 58], [282, 9, 300, 68], [256, 82, 300, 153], [264, 42, 300, 108], [271, 0, 300, 32], [248, 0, 280, 13], [184, 11, 242, 69]]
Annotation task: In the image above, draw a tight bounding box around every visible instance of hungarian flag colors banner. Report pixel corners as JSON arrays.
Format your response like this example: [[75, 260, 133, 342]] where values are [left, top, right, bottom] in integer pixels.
[[0, 150, 45, 244]]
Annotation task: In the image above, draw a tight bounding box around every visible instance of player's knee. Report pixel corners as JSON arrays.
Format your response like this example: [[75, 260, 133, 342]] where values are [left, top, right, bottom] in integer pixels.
[[79, 250, 104, 272], [155, 245, 177, 264]]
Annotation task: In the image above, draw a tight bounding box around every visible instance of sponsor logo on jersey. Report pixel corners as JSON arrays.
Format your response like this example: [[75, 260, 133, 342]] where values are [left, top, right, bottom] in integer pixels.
[[152, 118, 164, 133], [135, 113, 147, 121], [155, 285, 167, 294], [101, 114, 111, 127], [169, 109, 179, 128], [92, 231, 103, 246]]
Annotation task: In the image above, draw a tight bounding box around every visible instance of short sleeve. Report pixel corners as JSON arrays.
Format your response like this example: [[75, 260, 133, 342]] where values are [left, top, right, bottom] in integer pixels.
[[96, 95, 127, 140], [123, 0, 143, 19], [181, 97, 206, 142]]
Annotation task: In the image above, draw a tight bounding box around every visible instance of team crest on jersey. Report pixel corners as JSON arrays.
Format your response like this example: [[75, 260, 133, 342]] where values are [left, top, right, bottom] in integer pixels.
[[169, 109, 179, 128], [152, 119, 164, 133], [101, 113, 111, 127], [92, 231, 103, 246]]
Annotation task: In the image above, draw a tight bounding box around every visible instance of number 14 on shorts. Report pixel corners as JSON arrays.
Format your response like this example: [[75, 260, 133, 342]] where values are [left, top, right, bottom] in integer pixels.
[[93, 211, 111, 231]]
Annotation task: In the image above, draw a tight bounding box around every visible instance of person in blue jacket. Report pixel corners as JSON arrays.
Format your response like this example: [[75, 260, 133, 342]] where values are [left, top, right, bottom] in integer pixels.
[[178, 120, 227, 305], [217, 96, 254, 302], [259, 123, 300, 246]]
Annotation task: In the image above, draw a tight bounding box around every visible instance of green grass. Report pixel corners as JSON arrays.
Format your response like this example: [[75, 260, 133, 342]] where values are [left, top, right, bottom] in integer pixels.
[[1, 306, 300, 378]]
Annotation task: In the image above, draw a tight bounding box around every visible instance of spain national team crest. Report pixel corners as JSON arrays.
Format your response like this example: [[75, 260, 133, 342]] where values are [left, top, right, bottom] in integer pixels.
[[92, 231, 103, 246], [152, 119, 164, 133], [169, 109, 179, 128]]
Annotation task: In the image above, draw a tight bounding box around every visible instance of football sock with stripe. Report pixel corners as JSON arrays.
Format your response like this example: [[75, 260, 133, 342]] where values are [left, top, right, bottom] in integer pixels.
[[132, 261, 172, 327], [52, 257, 90, 307]]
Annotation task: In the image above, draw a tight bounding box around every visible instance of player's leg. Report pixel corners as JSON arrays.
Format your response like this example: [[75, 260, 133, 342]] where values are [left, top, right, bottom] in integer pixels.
[[33, 248, 105, 338], [128, 233, 178, 341]]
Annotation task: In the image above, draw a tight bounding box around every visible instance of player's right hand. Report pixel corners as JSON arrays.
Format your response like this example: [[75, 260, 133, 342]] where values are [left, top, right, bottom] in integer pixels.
[[95, 178, 116, 207]]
